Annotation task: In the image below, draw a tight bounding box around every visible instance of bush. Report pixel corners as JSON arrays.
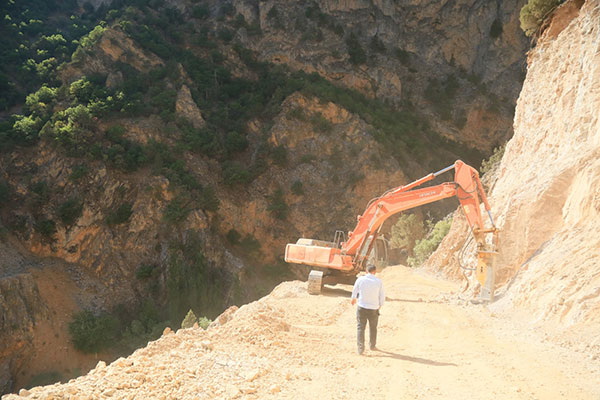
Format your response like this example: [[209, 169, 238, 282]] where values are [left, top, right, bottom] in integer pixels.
[[390, 214, 425, 256], [163, 194, 191, 224], [69, 165, 90, 182], [226, 228, 241, 244], [310, 112, 333, 133], [520, 0, 561, 36], [35, 219, 56, 238], [480, 144, 505, 174], [222, 161, 251, 186], [346, 33, 366, 65], [291, 180, 304, 195], [135, 263, 159, 279], [58, 197, 83, 226], [197, 316, 211, 329], [181, 309, 197, 329], [69, 310, 119, 353], [267, 188, 288, 220], [270, 145, 288, 166], [106, 203, 133, 225], [407, 218, 451, 267]]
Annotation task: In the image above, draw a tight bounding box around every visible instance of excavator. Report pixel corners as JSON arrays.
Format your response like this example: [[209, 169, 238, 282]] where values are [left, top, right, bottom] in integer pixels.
[[284, 160, 499, 301]]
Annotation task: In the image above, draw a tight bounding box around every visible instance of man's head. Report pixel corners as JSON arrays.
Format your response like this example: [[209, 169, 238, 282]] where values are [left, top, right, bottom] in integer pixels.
[[367, 263, 377, 274]]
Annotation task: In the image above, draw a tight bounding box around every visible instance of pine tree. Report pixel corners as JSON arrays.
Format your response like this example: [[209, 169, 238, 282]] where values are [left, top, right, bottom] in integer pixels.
[[181, 309, 198, 329]]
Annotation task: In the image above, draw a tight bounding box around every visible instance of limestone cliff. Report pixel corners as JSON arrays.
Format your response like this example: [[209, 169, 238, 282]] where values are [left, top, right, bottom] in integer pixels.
[[428, 0, 599, 354], [235, 0, 529, 152]]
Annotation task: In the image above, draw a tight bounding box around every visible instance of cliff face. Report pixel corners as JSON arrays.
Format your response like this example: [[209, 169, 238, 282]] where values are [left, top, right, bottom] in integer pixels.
[[429, 0, 599, 352], [235, 0, 529, 152]]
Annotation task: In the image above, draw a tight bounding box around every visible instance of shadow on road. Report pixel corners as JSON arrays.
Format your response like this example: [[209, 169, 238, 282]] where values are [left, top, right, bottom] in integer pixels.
[[371, 350, 457, 367], [321, 286, 352, 297]]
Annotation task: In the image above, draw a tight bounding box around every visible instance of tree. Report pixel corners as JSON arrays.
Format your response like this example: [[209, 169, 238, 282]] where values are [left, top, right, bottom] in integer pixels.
[[181, 309, 198, 329], [390, 214, 425, 256], [520, 0, 561, 36]]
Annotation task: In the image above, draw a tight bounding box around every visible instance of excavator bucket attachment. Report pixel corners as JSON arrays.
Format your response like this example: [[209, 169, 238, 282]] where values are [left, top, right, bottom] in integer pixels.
[[476, 251, 497, 301]]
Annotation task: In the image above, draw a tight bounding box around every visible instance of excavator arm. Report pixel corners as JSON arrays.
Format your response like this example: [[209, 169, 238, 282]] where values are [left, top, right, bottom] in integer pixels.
[[285, 160, 499, 299]]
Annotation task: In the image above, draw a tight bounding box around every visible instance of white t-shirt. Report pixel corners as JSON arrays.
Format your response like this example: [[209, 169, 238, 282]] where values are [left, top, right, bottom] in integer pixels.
[[351, 273, 385, 310]]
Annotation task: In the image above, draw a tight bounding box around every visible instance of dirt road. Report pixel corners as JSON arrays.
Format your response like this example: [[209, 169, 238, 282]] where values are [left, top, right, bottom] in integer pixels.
[[259, 266, 600, 399], [6, 265, 599, 399]]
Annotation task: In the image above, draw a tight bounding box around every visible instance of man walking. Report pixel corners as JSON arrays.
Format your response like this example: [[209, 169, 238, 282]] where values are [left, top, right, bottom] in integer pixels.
[[351, 263, 385, 355]]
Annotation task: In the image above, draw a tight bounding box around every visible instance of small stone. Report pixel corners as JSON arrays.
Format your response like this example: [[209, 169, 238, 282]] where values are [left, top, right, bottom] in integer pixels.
[[18, 388, 31, 397], [285, 373, 293, 380], [244, 369, 260, 382], [270, 384, 281, 394], [96, 361, 106, 370], [163, 327, 173, 336], [103, 388, 116, 397], [242, 387, 257, 394], [193, 322, 199, 329], [201, 340, 214, 351]]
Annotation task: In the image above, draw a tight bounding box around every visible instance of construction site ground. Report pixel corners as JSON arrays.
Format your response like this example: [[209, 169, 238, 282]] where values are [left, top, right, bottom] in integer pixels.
[[6, 265, 600, 400]]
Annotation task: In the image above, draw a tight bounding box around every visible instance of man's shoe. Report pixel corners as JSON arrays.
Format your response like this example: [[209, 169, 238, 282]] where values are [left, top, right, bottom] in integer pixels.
[[370, 345, 378, 351], [358, 348, 364, 355]]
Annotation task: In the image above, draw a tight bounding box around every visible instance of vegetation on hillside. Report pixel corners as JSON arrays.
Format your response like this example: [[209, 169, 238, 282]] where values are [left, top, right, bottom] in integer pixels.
[[520, 0, 561, 36]]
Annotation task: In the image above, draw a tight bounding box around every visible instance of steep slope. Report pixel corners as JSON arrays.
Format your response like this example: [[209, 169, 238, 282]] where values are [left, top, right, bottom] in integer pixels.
[[428, 0, 599, 354], [3, 266, 599, 399]]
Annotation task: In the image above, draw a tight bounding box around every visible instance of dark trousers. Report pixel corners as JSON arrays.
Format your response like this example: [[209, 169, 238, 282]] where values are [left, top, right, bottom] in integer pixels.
[[357, 307, 379, 352]]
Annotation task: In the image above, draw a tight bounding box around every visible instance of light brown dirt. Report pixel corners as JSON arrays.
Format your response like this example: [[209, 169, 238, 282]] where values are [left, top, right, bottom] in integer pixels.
[[5, 265, 599, 399], [16, 264, 111, 389]]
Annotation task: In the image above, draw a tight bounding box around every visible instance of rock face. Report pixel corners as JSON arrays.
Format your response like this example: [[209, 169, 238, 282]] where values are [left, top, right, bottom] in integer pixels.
[[0, 244, 48, 395], [429, 0, 599, 349], [237, 0, 529, 152]]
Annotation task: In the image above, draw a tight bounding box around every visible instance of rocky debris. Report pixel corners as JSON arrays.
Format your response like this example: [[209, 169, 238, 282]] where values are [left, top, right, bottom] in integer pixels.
[[175, 85, 206, 129]]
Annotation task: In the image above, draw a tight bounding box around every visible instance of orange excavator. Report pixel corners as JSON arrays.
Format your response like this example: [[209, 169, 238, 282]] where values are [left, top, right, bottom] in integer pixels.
[[285, 160, 499, 300]]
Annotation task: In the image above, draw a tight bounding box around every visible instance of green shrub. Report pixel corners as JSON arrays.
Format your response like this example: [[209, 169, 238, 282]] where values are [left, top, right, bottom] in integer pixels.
[[192, 5, 209, 19], [291, 180, 304, 195], [480, 144, 505, 174], [58, 197, 83, 226], [69, 165, 90, 182], [267, 188, 288, 220], [520, 0, 560, 36], [106, 203, 133, 225], [35, 219, 56, 238], [407, 218, 451, 267], [224, 131, 248, 153], [226, 229, 242, 244], [135, 263, 159, 279], [197, 316, 211, 329], [310, 113, 333, 133], [163, 194, 191, 224], [390, 214, 425, 256], [181, 309, 197, 329], [270, 145, 288, 166], [199, 185, 220, 212], [69, 310, 119, 353], [222, 161, 251, 186], [394, 48, 410, 65], [346, 33, 366, 65], [370, 35, 386, 54]]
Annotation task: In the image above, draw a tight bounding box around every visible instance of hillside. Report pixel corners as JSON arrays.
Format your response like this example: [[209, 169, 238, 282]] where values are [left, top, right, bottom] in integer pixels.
[[0, 0, 529, 393], [3, 266, 599, 400]]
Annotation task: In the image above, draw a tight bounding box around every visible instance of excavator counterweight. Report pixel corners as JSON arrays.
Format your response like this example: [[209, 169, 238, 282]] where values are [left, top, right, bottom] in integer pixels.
[[284, 160, 499, 300]]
